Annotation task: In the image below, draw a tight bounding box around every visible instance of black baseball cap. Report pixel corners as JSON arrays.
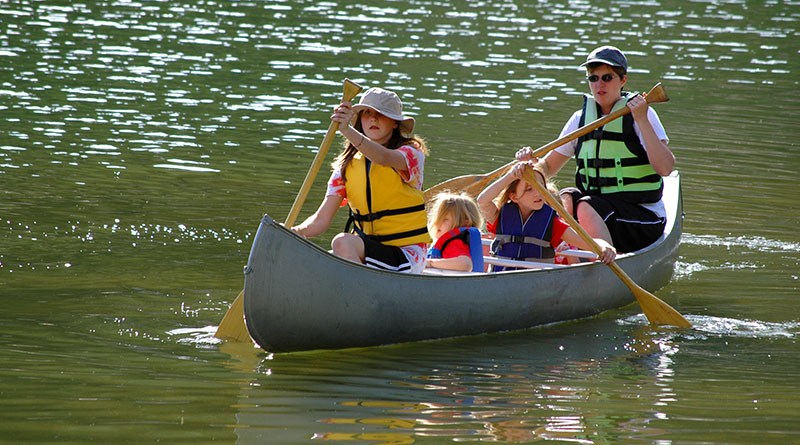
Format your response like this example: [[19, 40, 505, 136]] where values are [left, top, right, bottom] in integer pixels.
[[580, 46, 628, 71]]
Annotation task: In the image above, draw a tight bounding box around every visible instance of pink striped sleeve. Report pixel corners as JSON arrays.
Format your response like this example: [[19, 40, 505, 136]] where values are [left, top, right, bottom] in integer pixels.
[[396, 145, 425, 190]]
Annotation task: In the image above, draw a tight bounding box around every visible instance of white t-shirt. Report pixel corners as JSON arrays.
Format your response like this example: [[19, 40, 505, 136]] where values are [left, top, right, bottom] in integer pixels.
[[554, 107, 669, 218]]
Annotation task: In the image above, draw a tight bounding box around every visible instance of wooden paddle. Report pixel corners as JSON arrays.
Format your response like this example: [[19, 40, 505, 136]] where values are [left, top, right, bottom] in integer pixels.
[[214, 78, 364, 342], [424, 83, 669, 202], [520, 166, 691, 328]]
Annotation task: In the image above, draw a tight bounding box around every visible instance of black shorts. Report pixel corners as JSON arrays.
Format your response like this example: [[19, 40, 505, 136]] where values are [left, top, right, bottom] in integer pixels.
[[560, 187, 665, 254], [361, 236, 413, 272]]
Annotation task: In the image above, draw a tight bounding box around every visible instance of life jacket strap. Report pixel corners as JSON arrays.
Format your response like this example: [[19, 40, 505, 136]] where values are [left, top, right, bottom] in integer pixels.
[[579, 128, 625, 144], [577, 157, 650, 169], [493, 234, 551, 248], [584, 173, 662, 189], [350, 220, 429, 243], [350, 204, 426, 223]]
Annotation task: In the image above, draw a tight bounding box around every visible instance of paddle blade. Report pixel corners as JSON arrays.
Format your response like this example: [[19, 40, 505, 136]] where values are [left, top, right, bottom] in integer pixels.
[[631, 284, 692, 328], [424, 174, 493, 202], [644, 83, 669, 105], [424, 162, 515, 203], [216, 79, 363, 344], [343, 78, 363, 102], [214, 291, 253, 342], [607, 259, 690, 328], [425, 175, 476, 202]]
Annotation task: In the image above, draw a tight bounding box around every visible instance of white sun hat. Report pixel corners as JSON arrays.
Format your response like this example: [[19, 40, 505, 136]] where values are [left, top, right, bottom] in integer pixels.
[[351, 87, 415, 134]]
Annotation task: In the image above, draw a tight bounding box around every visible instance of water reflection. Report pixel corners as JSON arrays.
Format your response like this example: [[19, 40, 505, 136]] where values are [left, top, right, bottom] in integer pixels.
[[226, 322, 688, 443], [219, 313, 800, 443]]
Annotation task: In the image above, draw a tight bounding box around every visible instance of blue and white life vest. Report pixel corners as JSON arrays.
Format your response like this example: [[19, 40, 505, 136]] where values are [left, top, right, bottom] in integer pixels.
[[490, 203, 556, 271], [428, 227, 484, 273]]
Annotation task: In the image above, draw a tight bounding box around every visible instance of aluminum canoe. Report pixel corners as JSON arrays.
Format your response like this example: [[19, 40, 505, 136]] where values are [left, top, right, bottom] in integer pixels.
[[243, 171, 683, 352]]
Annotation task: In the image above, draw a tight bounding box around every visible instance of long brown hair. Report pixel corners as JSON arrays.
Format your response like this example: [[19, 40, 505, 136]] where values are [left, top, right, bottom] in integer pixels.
[[332, 110, 428, 182]]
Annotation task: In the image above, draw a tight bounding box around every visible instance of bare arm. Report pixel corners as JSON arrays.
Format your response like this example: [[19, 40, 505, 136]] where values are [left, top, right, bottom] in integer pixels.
[[477, 164, 522, 224], [338, 124, 410, 172], [290, 194, 343, 238], [560, 228, 616, 264], [627, 95, 674, 176], [426, 255, 473, 272], [333, 102, 409, 173]]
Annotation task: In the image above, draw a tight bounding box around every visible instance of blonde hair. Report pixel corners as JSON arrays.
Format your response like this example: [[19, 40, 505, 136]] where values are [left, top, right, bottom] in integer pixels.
[[495, 167, 559, 207], [428, 192, 484, 235]]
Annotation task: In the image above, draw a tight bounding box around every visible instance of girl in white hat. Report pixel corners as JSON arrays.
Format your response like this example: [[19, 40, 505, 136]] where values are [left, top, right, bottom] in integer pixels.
[[291, 87, 431, 273]]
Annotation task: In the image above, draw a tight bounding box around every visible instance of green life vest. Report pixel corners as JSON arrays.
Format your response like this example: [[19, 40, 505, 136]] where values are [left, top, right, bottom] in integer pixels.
[[575, 93, 663, 203]]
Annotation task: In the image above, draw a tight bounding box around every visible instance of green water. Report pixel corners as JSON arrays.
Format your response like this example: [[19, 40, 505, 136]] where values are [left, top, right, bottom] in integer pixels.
[[1, 0, 798, 443]]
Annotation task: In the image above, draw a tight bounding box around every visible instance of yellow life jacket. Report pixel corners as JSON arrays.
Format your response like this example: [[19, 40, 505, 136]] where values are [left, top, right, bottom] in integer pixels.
[[575, 93, 663, 203], [344, 152, 431, 246]]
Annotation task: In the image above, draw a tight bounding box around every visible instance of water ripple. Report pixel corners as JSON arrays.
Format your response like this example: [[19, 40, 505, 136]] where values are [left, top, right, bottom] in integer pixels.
[[686, 316, 798, 340], [683, 233, 800, 253]]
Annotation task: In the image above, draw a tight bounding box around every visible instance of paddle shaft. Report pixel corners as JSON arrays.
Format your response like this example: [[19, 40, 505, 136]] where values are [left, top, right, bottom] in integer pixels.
[[520, 166, 691, 328], [214, 79, 364, 342], [424, 83, 668, 200], [285, 79, 363, 226], [534, 82, 668, 159], [502, 84, 667, 173]]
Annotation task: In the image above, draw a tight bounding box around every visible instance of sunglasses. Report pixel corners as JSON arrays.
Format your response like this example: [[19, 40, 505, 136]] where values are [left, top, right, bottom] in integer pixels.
[[587, 74, 616, 83]]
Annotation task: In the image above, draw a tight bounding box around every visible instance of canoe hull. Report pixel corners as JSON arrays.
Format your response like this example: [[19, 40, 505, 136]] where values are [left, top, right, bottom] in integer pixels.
[[244, 173, 683, 352]]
